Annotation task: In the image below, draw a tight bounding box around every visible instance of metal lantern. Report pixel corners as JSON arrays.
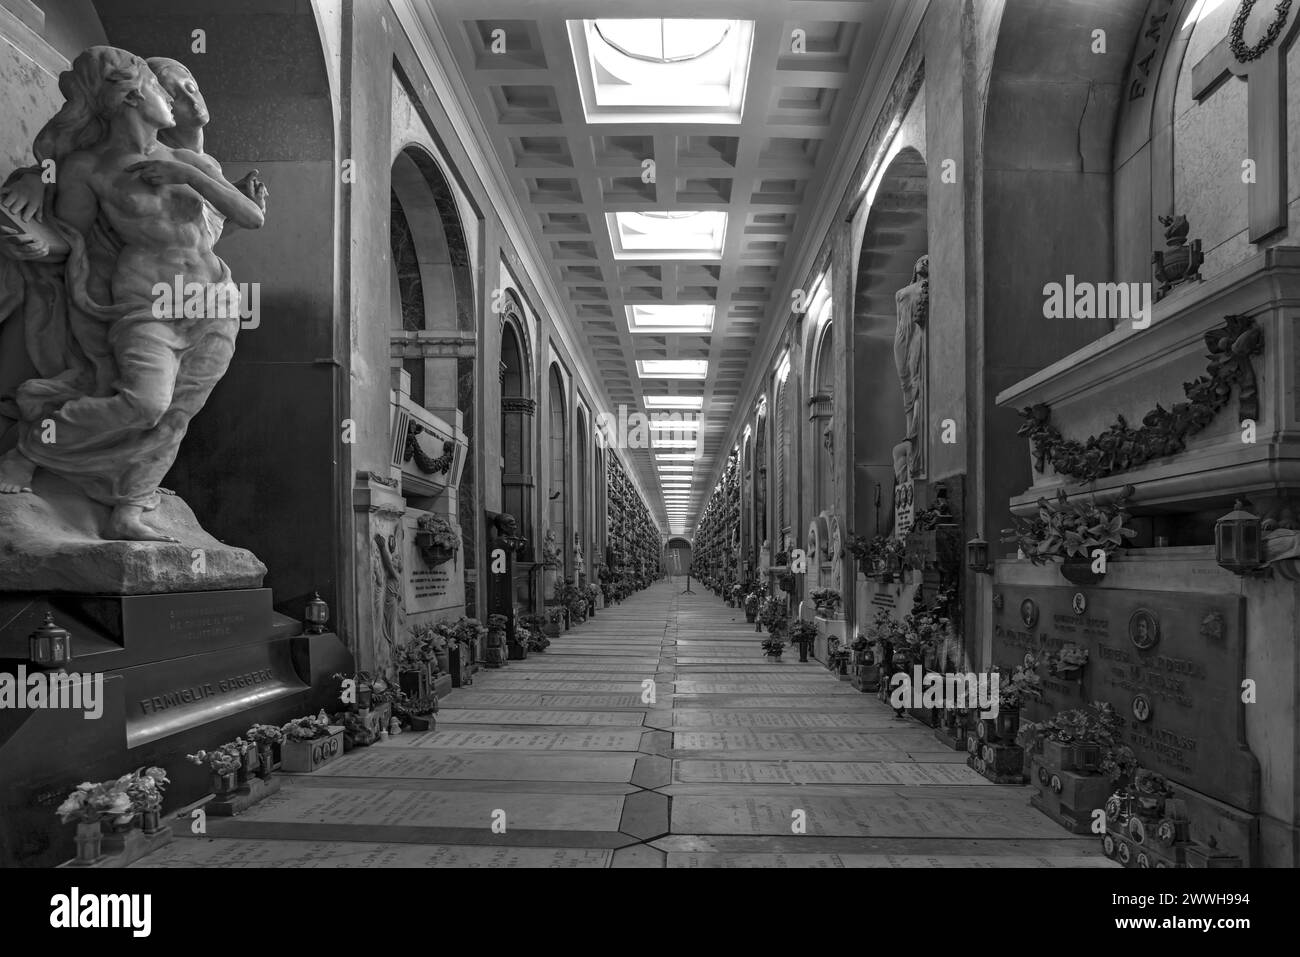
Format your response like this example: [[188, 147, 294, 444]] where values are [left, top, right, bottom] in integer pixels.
[[305, 592, 329, 634], [1215, 499, 1263, 575], [29, 612, 71, 669], [966, 536, 990, 573]]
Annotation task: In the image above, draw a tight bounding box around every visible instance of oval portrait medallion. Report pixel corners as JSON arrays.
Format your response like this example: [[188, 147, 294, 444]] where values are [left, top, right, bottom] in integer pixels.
[[1020, 598, 1039, 629], [1128, 608, 1160, 650]]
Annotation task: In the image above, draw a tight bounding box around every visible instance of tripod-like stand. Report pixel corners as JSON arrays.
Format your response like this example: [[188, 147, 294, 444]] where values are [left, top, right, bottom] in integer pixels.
[[679, 574, 695, 595]]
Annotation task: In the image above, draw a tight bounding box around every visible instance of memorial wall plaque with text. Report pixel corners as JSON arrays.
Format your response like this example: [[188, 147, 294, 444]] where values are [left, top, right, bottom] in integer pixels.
[[992, 585, 1257, 811]]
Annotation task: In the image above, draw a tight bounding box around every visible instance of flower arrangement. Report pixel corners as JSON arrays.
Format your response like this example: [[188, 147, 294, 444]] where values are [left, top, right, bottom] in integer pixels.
[[1017, 701, 1122, 751], [400, 694, 439, 717], [1001, 487, 1137, 565], [487, 613, 509, 632], [761, 637, 785, 657], [743, 591, 761, 613], [186, 745, 243, 776], [545, 607, 566, 625], [281, 710, 333, 742], [847, 534, 906, 574], [1050, 643, 1090, 675], [246, 724, 285, 748], [417, 513, 461, 551], [56, 780, 133, 826], [120, 767, 169, 814], [789, 620, 819, 645], [810, 588, 841, 616], [997, 654, 1045, 708]]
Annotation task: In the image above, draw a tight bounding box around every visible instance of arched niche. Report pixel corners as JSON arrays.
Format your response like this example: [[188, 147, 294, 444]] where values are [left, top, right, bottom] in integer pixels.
[[547, 363, 569, 574], [852, 146, 926, 539], [809, 310, 835, 517], [576, 403, 590, 578], [499, 297, 534, 562], [94, 1, 339, 620], [390, 144, 474, 410]]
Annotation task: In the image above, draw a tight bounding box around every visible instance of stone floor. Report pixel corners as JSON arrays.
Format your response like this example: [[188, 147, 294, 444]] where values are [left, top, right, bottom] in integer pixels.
[[132, 582, 1112, 867]]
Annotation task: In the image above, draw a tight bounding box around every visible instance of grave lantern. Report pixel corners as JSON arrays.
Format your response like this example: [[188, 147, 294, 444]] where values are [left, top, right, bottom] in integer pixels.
[[1215, 499, 1263, 575], [966, 536, 990, 574], [29, 612, 71, 669], [304, 592, 329, 634]]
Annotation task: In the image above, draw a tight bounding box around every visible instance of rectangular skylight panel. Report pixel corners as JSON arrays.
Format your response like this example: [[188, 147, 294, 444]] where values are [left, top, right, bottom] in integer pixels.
[[638, 360, 708, 379], [627, 303, 715, 333], [645, 397, 704, 410]]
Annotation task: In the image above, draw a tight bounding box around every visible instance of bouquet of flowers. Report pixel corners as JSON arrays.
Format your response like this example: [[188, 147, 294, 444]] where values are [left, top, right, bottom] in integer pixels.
[[56, 780, 134, 826], [186, 744, 244, 775], [1050, 643, 1090, 675], [246, 724, 285, 748], [281, 710, 333, 742], [120, 767, 169, 813]]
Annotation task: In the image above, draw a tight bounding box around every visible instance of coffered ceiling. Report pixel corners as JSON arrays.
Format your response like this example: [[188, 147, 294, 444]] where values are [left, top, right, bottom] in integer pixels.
[[420, 0, 906, 535]]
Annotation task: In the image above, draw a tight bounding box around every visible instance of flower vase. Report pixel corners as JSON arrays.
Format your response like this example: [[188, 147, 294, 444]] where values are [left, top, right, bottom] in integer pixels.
[[140, 809, 161, 834], [210, 771, 238, 797], [995, 707, 1020, 740], [75, 820, 103, 864], [238, 749, 257, 785], [257, 745, 275, 780]]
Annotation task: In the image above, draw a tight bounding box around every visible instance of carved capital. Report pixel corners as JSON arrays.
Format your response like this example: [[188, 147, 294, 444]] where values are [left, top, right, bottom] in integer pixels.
[[502, 396, 537, 415]]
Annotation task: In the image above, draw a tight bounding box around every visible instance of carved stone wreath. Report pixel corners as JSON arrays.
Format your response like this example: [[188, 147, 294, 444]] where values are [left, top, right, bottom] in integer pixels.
[[404, 423, 455, 475], [1230, 0, 1293, 63], [1017, 315, 1263, 482]]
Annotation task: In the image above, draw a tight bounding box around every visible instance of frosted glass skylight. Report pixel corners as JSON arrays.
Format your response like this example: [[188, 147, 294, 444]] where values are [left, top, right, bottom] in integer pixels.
[[569, 18, 754, 123], [645, 396, 704, 410], [638, 360, 708, 379], [611, 212, 727, 261]]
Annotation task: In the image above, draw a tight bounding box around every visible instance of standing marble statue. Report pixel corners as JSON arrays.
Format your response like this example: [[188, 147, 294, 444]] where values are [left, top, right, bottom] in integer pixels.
[[893, 254, 928, 479], [0, 47, 265, 541]]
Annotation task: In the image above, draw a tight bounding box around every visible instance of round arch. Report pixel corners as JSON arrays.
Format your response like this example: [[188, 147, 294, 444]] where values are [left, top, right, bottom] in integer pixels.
[[852, 145, 927, 539]]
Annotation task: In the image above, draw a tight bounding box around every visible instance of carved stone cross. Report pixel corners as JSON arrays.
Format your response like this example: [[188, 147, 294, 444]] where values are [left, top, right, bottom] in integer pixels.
[[1192, 1, 1300, 241]]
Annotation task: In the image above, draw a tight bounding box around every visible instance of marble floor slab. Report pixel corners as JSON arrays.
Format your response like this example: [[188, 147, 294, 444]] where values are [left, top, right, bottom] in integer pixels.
[[132, 583, 1107, 869]]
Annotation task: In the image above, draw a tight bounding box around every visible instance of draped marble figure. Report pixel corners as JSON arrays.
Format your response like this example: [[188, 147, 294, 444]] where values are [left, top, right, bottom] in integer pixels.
[[893, 254, 928, 479], [0, 46, 266, 541]]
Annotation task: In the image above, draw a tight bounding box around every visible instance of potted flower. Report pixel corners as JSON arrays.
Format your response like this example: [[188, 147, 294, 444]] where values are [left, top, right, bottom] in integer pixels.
[[761, 636, 786, 658], [789, 620, 819, 663], [396, 633, 432, 698], [543, 607, 565, 637], [983, 655, 1044, 740], [587, 583, 601, 616], [246, 724, 284, 780], [56, 780, 134, 865], [1001, 487, 1136, 584], [396, 694, 439, 731], [1049, 643, 1090, 678], [229, 736, 258, 784], [187, 746, 243, 797], [279, 710, 344, 772], [1019, 701, 1120, 772], [486, 613, 509, 667], [415, 513, 460, 567], [810, 588, 841, 619], [121, 767, 169, 834], [743, 590, 760, 623]]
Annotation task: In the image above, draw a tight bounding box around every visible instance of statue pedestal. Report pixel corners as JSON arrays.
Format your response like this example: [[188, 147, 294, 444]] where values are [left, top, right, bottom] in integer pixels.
[[0, 586, 348, 868], [0, 472, 266, 594]]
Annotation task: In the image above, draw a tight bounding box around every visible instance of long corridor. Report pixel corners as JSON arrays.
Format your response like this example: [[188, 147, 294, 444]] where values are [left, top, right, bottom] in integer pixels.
[[132, 582, 1108, 868]]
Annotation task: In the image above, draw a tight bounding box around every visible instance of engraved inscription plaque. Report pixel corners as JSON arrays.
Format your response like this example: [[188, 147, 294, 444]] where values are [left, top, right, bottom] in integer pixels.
[[992, 586, 1258, 811]]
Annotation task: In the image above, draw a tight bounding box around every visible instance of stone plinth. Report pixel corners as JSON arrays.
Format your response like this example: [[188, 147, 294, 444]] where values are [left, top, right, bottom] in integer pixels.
[[0, 473, 265, 594]]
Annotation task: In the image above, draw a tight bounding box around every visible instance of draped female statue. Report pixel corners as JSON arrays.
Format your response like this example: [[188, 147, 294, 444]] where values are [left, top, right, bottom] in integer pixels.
[[0, 46, 265, 542]]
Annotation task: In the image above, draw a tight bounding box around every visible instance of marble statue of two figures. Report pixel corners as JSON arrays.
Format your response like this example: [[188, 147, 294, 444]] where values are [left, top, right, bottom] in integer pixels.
[[0, 46, 269, 592]]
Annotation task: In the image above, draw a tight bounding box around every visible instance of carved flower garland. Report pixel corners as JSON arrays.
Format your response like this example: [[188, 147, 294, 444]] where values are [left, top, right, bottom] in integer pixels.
[[1016, 315, 1262, 482]]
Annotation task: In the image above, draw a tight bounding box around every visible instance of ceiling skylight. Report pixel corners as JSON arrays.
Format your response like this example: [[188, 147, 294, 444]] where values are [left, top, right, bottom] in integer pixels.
[[625, 303, 716, 334], [610, 212, 727, 261], [638, 360, 708, 379], [645, 396, 704, 410], [658, 465, 693, 472], [569, 18, 754, 124], [656, 453, 697, 461], [647, 419, 701, 431]]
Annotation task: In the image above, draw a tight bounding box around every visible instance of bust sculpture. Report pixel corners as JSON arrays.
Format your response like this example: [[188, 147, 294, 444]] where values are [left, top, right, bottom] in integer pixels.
[[894, 254, 929, 478], [0, 47, 265, 544]]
